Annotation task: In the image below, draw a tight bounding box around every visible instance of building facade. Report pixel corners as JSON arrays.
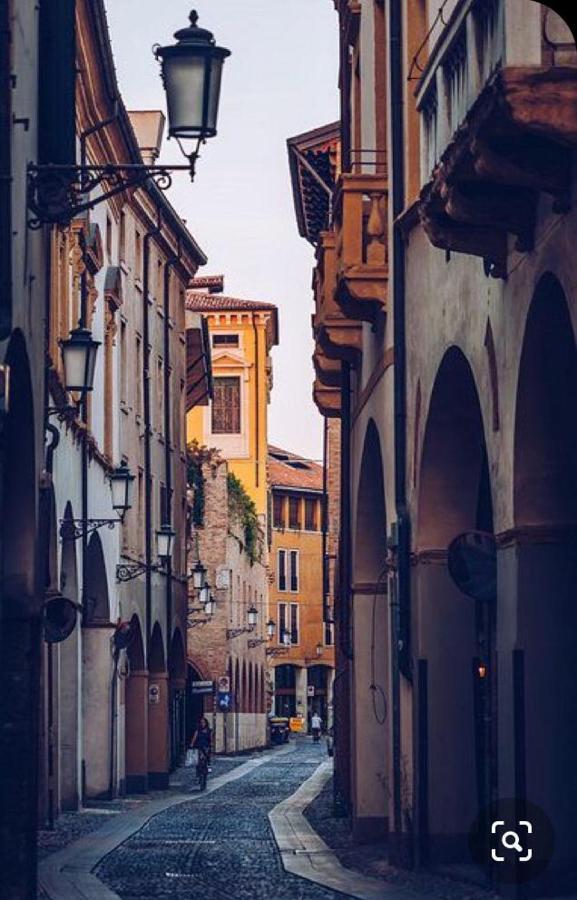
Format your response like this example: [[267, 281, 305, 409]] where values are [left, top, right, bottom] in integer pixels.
[[186, 289, 279, 751], [290, 0, 577, 891], [268, 446, 335, 728]]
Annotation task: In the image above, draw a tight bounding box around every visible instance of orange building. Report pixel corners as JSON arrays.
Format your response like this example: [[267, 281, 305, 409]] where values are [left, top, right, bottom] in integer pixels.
[[268, 446, 335, 729]]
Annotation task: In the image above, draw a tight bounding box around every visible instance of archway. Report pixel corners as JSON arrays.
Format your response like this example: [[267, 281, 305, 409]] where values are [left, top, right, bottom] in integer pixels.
[[274, 664, 298, 718], [124, 615, 147, 793], [82, 531, 112, 799], [0, 330, 38, 896], [350, 419, 389, 842], [415, 347, 493, 864], [58, 503, 81, 811], [147, 623, 169, 788], [509, 274, 577, 891], [306, 664, 331, 724], [168, 629, 186, 770]]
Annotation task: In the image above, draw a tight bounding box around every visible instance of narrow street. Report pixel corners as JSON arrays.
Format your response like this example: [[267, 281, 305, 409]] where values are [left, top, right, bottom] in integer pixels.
[[97, 739, 347, 900]]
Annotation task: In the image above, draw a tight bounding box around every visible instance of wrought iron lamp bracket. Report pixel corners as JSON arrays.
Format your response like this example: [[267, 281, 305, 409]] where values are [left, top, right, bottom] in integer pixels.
[[27, 162, 194, 230], [247, 637, 268, 649], [226, 626, 256, 639], [60, 518, 119, 542], [116, 561, 162, 583], [265, 646, 290, 658], [188, 617, 210, 628]]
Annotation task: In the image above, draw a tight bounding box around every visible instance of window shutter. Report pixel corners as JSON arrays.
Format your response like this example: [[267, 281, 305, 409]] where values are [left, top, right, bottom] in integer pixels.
[[39, 0, 76, 166]]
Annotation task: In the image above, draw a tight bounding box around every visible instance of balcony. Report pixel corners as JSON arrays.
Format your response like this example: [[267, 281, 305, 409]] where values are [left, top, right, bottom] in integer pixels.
[[417, 0, 577, 277], [333, 174, 388, 321], [313, 346, 341, 388], [313, 229, 363, 363]]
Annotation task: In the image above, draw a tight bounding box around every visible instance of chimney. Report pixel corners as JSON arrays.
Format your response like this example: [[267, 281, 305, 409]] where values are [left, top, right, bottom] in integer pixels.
[[128, 111, 165, 165]]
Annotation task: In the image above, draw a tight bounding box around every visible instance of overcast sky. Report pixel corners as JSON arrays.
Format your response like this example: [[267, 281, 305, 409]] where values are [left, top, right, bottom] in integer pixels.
[[106, 1, 339, 461]]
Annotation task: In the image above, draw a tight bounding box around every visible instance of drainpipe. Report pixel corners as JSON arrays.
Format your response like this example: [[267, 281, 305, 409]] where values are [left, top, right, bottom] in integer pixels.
[[339, 362, 352, 661], [0, 0, 12, 341], [390, 0, 411, 861], [322, 415, 328, 623], [143, 211, 162, 655]]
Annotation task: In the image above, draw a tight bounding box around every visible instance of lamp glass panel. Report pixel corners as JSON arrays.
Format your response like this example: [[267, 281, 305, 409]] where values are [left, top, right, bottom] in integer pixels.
[[163, 54, 208, 138], [62, 341, 89, 392], [247, 606, 257, 627], [157, 527, 174, 559]]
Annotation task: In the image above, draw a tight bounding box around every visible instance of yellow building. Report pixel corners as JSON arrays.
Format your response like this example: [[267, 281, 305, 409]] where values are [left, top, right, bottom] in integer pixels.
[[186, 289, 278, 518], [268, 446, 335, 728]]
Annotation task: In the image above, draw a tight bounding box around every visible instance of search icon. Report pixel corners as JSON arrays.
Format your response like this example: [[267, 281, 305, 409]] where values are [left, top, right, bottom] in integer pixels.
[[502, 831, 523, 853]]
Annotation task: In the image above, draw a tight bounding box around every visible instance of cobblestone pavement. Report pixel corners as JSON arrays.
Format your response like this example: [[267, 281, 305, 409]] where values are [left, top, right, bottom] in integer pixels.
[[37, 754, 248, 864], [98, 739, 351, 900], [305, 778, 498, 900]]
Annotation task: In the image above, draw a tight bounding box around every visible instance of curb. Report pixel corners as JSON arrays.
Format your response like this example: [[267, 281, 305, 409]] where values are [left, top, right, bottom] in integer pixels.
[[40, 743, 294, 900], [268, 761, 424, 900]]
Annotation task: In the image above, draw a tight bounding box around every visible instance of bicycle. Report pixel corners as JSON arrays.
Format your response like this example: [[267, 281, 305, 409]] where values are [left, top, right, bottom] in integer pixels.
[[196, 748, 209, 791]]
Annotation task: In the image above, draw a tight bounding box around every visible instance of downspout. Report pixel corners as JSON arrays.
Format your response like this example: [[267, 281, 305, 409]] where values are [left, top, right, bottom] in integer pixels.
[[322, 415, 328, 622], [390, 0, 411, 859], [339, 362, 352, 661], [0, 0, 12, 341], [143, 211, 162, 655]]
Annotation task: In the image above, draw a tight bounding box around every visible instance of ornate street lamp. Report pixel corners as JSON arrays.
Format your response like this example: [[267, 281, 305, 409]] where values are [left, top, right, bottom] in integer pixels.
[[266, 618, 276, 641], [109, 463, 136, 519], [228, 603, 259, 640], [204, 594, 217, 617], [157, 524, 176, 562], [155, 10, 231, 176], [27, 10, 231, 227], [191, 559, 207, 590], [316, 641, 324, 658], [282, 629, 291, 648], [60, 326, 100, 394], [247, 605, 258, 629]]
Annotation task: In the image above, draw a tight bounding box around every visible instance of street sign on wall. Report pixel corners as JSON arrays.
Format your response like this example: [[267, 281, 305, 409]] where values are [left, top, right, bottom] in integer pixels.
[[218, 675, 230, 693], [191, 680, 214, 695]]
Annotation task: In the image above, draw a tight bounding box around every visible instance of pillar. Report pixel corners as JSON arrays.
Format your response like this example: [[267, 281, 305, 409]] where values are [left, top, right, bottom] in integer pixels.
[[58, 621, 81, 810], [125, 670, 148, 793], [148, 671, 169, 789], [295, 666, 308, 724], [82, 625, 114, 799]]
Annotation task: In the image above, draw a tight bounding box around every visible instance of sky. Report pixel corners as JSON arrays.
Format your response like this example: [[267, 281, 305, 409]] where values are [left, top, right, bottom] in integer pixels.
[[106, 1, 339, 461]]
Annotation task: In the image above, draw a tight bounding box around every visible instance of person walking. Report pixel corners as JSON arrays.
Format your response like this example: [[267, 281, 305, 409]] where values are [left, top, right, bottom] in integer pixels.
[[311, 711, 322, 742], [191, 716, 212, 774]]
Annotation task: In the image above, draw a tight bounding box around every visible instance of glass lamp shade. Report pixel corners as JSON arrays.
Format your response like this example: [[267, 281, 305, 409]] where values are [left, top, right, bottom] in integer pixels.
[[316, 642, 323, 658], [156, 524, 176, 561], [199, 583, 210, 606], [61, 326, 100, 393], [156, 11, 231, 142], [282, 629, 291, 648], [266, 619, 276, 640], [109, 463, 135, 515], [191, 560, 206, 590], [247, 605, 258, 628], [204, 594, 216, 617]]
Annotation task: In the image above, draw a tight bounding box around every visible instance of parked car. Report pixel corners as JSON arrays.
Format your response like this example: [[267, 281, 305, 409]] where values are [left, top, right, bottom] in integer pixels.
[[269, 717, 290, 745]]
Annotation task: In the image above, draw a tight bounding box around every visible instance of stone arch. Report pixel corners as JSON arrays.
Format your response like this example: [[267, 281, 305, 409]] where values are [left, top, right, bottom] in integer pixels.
[[82, 532, 113, 799], [148, 623, 169, 788], [0, 330, 38, 892], [350, 419, 388, 842], [125, 615, 147, 793], [59, 502, 81, 810], [415, 345, 494, 864], [507, 273, 577, 889]]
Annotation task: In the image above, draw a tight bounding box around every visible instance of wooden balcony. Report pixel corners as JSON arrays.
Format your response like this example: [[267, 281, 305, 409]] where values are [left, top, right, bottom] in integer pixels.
[[333, 173, 388, 321], [313, 379, 341, 419], [313, 229, 363, 363], [417, 0, 577, 276]]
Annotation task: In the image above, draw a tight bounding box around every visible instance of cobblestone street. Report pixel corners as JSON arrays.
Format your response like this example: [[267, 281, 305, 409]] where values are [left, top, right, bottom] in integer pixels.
[[97, 739, 348, 900]]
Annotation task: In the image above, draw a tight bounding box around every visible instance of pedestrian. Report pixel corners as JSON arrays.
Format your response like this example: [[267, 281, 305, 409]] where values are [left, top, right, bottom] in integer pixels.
[[311, 711, 322, 742], [191, 716, 212, 771]]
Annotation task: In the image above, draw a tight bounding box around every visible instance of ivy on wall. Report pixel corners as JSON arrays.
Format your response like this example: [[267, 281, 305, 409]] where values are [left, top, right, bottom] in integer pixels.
[[227, 472, 260, 564], [186, 440, 221, 527]]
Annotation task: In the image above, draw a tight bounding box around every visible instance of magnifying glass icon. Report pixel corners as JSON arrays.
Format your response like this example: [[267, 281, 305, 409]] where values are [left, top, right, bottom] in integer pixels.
[[502, 831, 523, 853]]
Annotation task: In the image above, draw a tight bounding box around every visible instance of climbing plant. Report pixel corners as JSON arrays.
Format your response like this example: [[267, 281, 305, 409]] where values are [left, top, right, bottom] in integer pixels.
[[186, 440, 221, 527], [227, 472, 260, 563]]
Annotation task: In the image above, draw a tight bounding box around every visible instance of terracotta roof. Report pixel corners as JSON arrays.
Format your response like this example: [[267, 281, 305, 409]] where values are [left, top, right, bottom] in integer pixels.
[[190, 275, 224, 294], [268, 445, 323, 492], [186, 292, 278, 313]]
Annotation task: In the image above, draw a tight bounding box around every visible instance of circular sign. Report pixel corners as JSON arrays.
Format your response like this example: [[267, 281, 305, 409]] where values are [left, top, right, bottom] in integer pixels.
[[44, 594, 77, 643], [447, 530, 496, 603]]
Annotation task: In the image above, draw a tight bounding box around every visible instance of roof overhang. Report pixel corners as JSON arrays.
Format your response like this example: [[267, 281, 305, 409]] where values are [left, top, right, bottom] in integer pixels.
[[287, 122, 340, 245], [186, 312, 212, 410]]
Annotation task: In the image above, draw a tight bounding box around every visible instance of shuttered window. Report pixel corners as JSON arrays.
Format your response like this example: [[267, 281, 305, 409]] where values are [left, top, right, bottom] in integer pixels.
[[273, 495, 284, 528], [212, 376, 241, 434], [278, 550, 287, 591]]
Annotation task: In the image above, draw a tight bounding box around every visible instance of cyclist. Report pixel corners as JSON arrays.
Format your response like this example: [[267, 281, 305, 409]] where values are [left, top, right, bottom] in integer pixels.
[[191, 716, 212, 786]]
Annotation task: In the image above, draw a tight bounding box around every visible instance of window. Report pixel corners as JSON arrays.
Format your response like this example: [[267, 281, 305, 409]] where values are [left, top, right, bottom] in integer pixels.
[[119, 211, 126, 262], [135, 229, 142, 281], [290, 603, 299, 645], [135, 336, 142, 417], [288, 497, 300, 529], [212, 376, 241, 434], [305, 498, 317, 531], [289, 550, 299, 592], [156, 258, 164, 301], [120, 320, 127, 404], [157, 357, 164, 433], [325, 621, 334, 646], [273, 494, 284, 529], [213, 333, 239, 347], [106, 215, 113, 261], [278, 602, 287, 640], [137, 469, 144, 554], [277, 549, 287, 592]]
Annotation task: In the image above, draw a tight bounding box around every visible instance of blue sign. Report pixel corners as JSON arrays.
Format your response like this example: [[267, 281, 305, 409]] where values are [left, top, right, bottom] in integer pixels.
[[218, 691, 232, 711]]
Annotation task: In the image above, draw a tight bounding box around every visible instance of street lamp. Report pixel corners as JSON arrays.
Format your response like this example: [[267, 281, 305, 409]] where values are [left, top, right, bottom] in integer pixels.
[[266, 618, 276, 641], [155, 10, 231, 175], [227, 604, 259, 640], [282, 629, 291, 648], [28, 11, 231, 227], [157, 524, 176, 562], [191, 559, 207, 590], [316, 641, 324, 658], [60, 326, 100, 394], [204, 594, 216, 617], [109, 463, 135, 519], [247, 605, 258, 629], [199, 582, 211, 606]]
